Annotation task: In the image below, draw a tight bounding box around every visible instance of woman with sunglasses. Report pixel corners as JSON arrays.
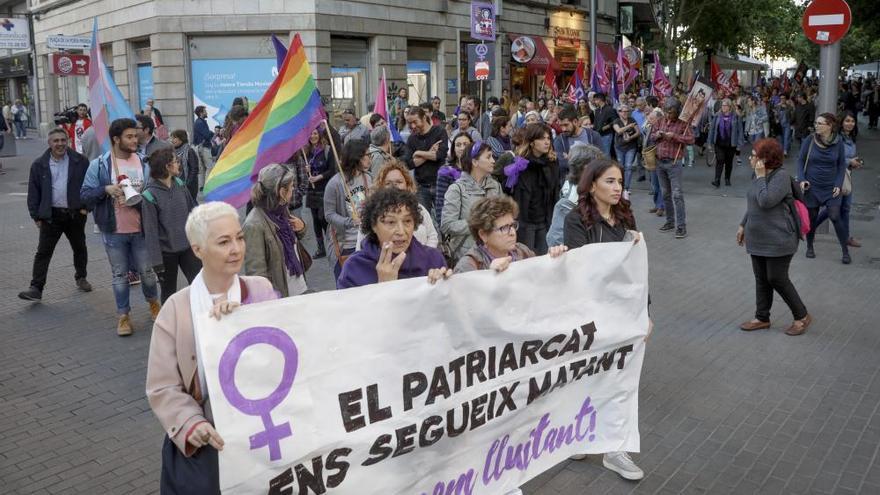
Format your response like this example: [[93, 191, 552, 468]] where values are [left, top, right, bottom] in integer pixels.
[[454, 196, 566, 273], [441, 141, 504, 263], [796, 112, 850, 264]]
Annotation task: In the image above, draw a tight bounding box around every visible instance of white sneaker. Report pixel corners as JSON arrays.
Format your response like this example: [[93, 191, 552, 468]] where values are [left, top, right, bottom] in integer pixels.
[[569, 454, 588, 460], [504, 490, 523, 495], [622, 190, 630, 201], [602, 451, 644, 480]]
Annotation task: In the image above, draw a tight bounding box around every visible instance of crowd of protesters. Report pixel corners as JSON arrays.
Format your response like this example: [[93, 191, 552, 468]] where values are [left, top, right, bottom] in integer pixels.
[[15, 69, 877, 491]]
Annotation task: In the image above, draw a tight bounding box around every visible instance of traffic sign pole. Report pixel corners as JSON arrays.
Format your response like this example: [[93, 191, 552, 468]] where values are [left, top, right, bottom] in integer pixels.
[[818, 42, 841, 115]]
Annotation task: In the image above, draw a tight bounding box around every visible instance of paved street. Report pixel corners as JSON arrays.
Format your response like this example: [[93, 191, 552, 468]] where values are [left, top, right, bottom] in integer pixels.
[[1, 125, 878, 494]]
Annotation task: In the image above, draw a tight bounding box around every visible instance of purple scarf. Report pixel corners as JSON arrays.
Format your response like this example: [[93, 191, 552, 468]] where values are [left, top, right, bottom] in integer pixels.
[[438, 165, 462, 181], [719, 113, 734, 141], [504, 156, 530, 189], [264, 207, 304, 277], [478, 244, 520, 264]]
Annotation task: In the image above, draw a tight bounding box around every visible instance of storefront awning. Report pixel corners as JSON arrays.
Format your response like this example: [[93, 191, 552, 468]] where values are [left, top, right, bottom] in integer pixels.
[[507, 33, 560, 74]]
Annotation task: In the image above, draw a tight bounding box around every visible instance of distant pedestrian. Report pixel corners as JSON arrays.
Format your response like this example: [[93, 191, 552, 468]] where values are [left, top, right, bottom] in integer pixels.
[[403, 105, 449, 218], [591, 93, 617, 157], [12, 99, 28, 139], [142, 148, 200, 303], [436, 133, 471, 217], [142, 98, 167, 140], [509, 123, 559, 255], [192, 105, 214, 190], [303, 126, 336, 259], [19, 128, 92, 302], [797, 113, 850, 264], [737, 138, 811, 335], [325, 139, 372, 281], [169, 130, 200, 200], [339, 108, 369, 144], [612, 104, 640, 200], [135, 114, 172, 166], [147, 202, 278, 494], [80, 118, 161, 336], [707, 98, 744, 188], [486, 115, 513, 158], [367, 125, 393, 178], [64, 103, 92, 154], [650, 98, 693, 239]]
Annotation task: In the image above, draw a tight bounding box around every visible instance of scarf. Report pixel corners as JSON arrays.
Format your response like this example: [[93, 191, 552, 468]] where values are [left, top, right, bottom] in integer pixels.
[[497, 135, 512, 151], [719, 113, 733, 141], [264, 207, 304, 277], [189, 271, 241, 401], [503, 156, 530, 189], [438, 165, 462, 181], [175, 144, 191, 181], [309, 144, 325, 174], [478, 244, 520, 265]]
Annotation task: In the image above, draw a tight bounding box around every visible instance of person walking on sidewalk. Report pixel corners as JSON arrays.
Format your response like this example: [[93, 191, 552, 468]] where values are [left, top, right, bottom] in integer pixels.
[[650, 98, 694, 239], [192, 105, 214, 191], [737, 139, 811, 336], [797, 112, 851, 264], [142, 148, 201, 303], [80, 118, 161, 336], [19, 128, 93, 301], [707, 98, 744, 188], [12, 99, 28, 139]]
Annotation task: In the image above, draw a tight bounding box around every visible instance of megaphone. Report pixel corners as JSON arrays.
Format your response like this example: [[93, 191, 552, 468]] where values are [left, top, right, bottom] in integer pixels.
[[119, 178, 142, 206]]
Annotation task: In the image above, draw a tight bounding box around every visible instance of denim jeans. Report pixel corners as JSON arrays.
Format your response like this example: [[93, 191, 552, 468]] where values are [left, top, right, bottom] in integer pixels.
[[615, 147, 638, 190], [649, 170, 664, 210], [14, 120, 25, 138], [102, 232, 159, 314], [599, 134, 614, 158], [657, 159, 686, 227], [417, 184, 436, 220], [517, 221, 548, 255], [780, 123, 792, 154]]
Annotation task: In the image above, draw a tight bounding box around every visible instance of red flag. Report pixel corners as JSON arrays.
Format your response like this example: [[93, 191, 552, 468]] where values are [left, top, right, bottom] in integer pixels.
[[544, 68, 556, 96], [782, 72, 791, 94], [711, 56, 736, 97]]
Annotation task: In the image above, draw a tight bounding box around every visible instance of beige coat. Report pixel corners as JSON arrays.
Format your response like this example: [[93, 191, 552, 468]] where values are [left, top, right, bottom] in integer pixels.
[[145, 275, 275, 456]]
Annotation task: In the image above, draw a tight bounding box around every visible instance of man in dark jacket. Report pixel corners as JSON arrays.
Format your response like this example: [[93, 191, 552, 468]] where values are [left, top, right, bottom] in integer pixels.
[[19, 128, 92, 301], [591, 93, 618, 157], [403, 105, 449, 218], [792, 93, 815, 144]]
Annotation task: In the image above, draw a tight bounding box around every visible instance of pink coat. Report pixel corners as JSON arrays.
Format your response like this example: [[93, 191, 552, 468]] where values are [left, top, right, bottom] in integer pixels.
[[145, 275, 276, 456]]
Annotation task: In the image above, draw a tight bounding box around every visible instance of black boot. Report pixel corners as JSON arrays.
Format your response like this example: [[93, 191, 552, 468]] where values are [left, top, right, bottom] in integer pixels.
[[314, 239, 327, 259]]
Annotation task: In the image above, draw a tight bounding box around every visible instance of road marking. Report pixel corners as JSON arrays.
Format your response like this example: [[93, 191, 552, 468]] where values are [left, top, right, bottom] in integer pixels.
[[8, 192, 27, 196], [808, 14, 845, 26]]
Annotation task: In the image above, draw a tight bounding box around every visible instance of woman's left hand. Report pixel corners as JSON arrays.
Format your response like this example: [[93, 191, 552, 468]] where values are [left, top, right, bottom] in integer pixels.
[[754, 159, 766, 178], [210, 300, 240, 320], [289, 216, 306, 233], [548, 245, 568, 258], [832, 187, 841, 198], [427, 267, 452, 285]]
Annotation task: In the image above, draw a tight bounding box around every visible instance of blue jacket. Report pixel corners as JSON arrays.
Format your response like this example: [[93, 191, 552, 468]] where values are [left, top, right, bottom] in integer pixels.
[[337, 238, 446, 289], [27, 149, 90, 221], [707, 113, 744, 148], [80, 150, 149, 233], [193, 117, 213, 147]]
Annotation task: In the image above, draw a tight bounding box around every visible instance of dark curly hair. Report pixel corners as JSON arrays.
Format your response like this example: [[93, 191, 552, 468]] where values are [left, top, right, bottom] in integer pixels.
[[360, 187, 423, 245], [576, 158, 636, 230]]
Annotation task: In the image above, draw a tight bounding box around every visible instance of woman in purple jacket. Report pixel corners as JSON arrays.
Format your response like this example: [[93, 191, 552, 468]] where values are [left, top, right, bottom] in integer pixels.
[[337, 187, 450, 289]]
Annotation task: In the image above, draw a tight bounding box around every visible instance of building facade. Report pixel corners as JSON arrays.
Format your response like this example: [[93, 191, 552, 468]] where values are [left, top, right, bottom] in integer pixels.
[[29, 0, 656, 134]]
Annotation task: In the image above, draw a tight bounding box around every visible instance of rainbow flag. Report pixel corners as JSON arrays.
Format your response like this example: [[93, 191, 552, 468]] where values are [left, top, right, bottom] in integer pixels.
[[204, 34, 325, 207], [88, 18, 135, 154]]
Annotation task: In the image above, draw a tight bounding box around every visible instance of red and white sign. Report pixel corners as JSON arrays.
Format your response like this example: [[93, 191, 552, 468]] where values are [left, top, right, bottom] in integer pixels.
[[802, 0, 851, 45], [50, 53, 89, 76]]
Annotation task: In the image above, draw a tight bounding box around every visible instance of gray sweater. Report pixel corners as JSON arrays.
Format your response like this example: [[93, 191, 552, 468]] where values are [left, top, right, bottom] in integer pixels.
[[740, 167, 799, 257], [142, 177, 197, 269], [440, 172, 503, 261]]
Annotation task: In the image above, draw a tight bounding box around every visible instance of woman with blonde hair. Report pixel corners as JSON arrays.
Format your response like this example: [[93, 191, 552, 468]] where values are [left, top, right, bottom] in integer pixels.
[[147, 201, 278, 493]]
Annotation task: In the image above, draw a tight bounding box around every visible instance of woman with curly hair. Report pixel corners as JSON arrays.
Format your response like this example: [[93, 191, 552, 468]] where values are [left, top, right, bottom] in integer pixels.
[[507, 123, 559, 255], [337, 187, 449, 289]]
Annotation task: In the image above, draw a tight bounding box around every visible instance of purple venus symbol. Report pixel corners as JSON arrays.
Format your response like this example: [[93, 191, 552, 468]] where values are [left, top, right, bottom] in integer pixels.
[[218, 326, 297, 461]]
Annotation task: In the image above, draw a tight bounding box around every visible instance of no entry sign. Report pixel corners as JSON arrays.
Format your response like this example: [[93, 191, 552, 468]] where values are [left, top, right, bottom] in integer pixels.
[[802, 0, 851, 45]]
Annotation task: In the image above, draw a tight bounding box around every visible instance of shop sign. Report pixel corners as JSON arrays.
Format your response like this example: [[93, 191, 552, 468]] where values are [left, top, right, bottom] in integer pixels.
[[511, 36, 536, 64], [553, 27, 581, 49], [446, 78, 458, 94], [50, 53, 89, 76], [46, 35, 92, 50], [0, 18, 30, 50], [191, 58, 277, 127], [0, 54, 31, 77], [467, 43, 495, 81]]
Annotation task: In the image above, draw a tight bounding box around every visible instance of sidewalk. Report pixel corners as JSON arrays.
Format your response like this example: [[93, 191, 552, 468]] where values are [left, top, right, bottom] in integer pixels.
[[0, 123, 878, 494]]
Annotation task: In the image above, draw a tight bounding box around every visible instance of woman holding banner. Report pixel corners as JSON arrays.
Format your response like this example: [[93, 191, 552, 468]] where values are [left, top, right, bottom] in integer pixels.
[[146, 201, 278, 493], [243, 164, 310, 297], [325, 139, 373, 282], [562, 158, 646, 481], [337, 187, 449, 289]]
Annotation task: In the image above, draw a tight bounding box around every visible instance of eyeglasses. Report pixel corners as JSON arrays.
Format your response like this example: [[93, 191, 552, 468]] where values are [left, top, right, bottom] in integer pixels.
[[492, 221, 519, 235]]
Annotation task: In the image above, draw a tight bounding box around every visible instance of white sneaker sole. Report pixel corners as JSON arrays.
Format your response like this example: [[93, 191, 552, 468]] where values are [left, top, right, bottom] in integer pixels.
[[602, 457, 644, 481]]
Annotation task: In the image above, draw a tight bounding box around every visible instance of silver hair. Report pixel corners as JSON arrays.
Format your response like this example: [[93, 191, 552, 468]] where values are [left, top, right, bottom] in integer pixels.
[[567, 143, 604, 184], [635, 96, 646, 105], [370, 125, 390, 146], [664, 97, 682, 113], [185, 201, 240, 248], [617, 104, 631, 112], [250, 163, 295, 211]]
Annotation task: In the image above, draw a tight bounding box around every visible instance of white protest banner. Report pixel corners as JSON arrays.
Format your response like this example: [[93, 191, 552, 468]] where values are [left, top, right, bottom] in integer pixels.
[[197, 240, 650, 494]]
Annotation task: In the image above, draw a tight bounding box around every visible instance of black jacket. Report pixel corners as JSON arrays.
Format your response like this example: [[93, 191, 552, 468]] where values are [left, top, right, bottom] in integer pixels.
[[27, 149, 90, 220], [593, 104, 618, 136], [511, 154, 559, 226], [404, 125, 449, 188]]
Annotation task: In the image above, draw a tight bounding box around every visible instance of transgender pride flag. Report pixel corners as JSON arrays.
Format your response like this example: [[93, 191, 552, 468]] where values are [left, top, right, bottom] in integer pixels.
[[88, 18, 135, 154]]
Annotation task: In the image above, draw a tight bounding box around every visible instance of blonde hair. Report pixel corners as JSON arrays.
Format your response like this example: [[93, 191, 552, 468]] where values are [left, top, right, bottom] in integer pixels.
[[185, 201, 239, 248]]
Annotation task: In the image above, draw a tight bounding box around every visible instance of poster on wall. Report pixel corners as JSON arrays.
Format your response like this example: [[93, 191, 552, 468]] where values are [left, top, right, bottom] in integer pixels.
[[137, 64, 153, 111], [470, 1, 496, 41], [191, 58, 278, 128], [467, 43, 495, 81]]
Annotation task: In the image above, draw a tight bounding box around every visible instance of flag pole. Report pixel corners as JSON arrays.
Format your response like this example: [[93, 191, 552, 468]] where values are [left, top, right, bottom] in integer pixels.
[[321, 119, 359, 222], [301, 148, 315, 189]]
